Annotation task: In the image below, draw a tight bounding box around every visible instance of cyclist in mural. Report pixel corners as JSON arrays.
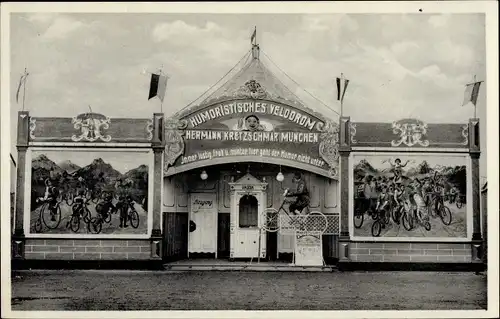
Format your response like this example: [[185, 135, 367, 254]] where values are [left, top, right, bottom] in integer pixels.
[[285, 172, 310, 215], [388, 158, 411, 176], [58, 171, 72, 196], [36, 178, 60, 221], [72, 189, 86, 217], [115, 178, 134, 228]]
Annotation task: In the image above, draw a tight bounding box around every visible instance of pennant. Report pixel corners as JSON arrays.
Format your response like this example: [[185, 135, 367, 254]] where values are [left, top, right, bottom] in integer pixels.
[[148, 73, 169, 102], [336, 74, 349, 103], [462, 81, 482, 106], [16, 73, 28, 104], [250, 27, 256, 44]]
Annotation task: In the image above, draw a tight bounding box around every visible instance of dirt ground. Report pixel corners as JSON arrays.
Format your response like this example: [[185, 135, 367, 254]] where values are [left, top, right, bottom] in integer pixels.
[[10, 270, 487, 311]]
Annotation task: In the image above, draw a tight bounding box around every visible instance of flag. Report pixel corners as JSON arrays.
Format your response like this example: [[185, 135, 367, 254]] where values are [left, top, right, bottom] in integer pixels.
[[16, 71, 29, 103], [250, 27, 256, 44], [336, 74, 349, 103], [462, 81, 482, 106], [148, 73, 169, 102]]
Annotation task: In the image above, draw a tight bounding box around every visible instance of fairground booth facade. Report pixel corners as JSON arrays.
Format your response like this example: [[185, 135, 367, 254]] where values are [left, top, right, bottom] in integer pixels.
[[11, 42, 484, 270]]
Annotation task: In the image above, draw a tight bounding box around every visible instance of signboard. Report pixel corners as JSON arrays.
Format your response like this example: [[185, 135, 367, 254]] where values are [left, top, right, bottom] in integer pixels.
[[294, 231, 324, 266], [165, 99, 340, 178]]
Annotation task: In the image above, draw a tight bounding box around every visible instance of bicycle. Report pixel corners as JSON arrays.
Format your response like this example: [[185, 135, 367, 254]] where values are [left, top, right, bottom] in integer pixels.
[[262, 190, 327, 233], [371, 202, 391, 237], [428, 193, 452, 225], [66, 197, 92, 233], [401, 201, 431, 232], [88, 201, 117, 234], [33, 199, 62, 232]]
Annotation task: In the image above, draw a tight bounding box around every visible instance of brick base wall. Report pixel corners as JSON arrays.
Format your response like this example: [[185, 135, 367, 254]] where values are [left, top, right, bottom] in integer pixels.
[[25, 239, 152, 260], [350, 242, 472, 263]]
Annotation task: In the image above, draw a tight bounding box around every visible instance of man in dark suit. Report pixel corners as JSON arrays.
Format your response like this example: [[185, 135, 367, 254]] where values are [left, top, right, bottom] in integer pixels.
[[285, 172, 310, 215]]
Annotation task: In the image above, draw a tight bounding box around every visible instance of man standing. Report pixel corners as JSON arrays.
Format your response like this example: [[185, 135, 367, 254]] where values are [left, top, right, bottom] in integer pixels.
[[285, 172, 310, 215]]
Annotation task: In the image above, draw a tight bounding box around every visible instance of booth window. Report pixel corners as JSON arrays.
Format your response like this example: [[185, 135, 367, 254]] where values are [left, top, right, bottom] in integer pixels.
[[239, 195, 258, 228]]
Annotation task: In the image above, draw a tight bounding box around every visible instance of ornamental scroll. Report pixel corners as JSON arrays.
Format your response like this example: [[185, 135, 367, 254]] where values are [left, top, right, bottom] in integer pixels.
[[164, 119, 187, 167], [390, 119, 430, 147], [318, 120, 340, 178], [71, 113, 111, 142]]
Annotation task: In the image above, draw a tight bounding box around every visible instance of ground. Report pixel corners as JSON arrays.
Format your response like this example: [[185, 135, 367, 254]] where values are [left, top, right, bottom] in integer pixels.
[[11, 270, 486, 310], [354, 201, 466, 238]]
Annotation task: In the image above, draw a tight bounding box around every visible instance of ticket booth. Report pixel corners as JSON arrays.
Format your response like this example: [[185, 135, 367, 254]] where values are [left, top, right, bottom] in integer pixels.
[[228, 174, 268, 259]]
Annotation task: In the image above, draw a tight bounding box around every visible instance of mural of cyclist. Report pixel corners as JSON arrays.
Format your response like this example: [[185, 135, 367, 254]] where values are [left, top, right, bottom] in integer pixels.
[[115, 177, 133, 228], [285, 172, 310, 215], [36, 178, 59, 221]]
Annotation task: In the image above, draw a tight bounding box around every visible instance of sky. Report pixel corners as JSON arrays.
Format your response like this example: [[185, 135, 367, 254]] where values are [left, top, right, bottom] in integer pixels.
[[8, 12, 487, 180], [32, 150, 151, 174]]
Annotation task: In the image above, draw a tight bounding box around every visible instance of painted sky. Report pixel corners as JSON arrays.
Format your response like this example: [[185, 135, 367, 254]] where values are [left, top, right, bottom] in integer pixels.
[[352, 154, 467, 170], [9, 12, 487, 180], [32, 150, 151, 175]]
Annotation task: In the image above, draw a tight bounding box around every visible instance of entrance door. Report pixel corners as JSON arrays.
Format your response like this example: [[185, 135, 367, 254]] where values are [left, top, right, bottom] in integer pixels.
[[188, 193, 217, 257]]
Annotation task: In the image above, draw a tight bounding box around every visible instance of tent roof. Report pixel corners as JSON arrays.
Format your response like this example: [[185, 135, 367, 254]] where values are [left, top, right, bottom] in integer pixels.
[[175, 45, 336, 121]]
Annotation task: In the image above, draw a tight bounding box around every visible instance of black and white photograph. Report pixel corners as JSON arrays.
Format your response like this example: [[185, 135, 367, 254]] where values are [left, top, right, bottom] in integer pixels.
[[1, 2, 497, 318]]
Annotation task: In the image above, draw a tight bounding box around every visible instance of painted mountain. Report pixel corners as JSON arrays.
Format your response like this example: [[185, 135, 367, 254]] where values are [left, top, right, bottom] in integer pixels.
[[73, 158, 122, 183], [58, 160, 81, 174], [31, 154, 64, 183], [31, 154, 149, 208]]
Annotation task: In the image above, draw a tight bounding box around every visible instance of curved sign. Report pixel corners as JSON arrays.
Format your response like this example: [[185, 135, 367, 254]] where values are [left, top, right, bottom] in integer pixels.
[[164, 99, 339, 178]]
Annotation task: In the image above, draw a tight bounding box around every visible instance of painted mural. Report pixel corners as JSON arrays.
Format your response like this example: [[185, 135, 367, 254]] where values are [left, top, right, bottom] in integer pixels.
[[29, 150, 150, 235], [352, 154, 468, 238]]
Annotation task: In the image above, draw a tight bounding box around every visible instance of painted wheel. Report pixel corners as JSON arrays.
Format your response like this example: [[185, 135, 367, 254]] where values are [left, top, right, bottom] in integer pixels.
[[305, 211, 328, 234], [262, 208, 280, 233], [402, 210, 413, 231], [456, 199, 463, 209], [424, 221, 431, 231], [88, 217, 102, 234], [104, 211, 112, 223], [69, 215, 80, 233], [129, 210, 140, 229], [371, 221, 381, 237], [42, 203, 61, 230], [440, 205, 452, 225], [371, 210, 379, 221], [354, 209, 364, 229], [381, 210, 390, 225], [34, 217, 43, 233], [83, 208, 92, 224]]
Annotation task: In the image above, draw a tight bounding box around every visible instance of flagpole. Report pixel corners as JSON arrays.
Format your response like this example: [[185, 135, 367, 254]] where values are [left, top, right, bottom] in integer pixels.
[[340, 73, 344, 118], [22, 68, 28, 111], [159, 65, 164, 113]]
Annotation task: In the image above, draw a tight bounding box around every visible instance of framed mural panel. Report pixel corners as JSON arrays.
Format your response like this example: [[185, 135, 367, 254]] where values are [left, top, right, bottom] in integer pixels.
[[24, 148, 154, 238], [349, 152, 472, 242]]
